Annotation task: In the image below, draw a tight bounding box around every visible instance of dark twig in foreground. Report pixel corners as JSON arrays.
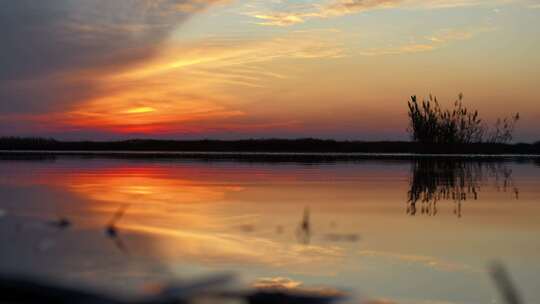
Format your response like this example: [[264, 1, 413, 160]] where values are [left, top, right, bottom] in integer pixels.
[[105, 204, 130, 254], [296, 207, 311, 245], [48, 217, 71, 230]]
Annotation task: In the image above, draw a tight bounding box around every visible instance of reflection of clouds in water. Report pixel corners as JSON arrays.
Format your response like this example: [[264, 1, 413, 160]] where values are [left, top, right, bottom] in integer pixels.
[[0, 164, 350, 274], [253, 276, 346, 297], [60, 170, 360, 272], [122, 224, 345, 274], [362, 299, 397, 304], [3, 159, 538, 303], [363, 299, 462, 304], [358, 250, 479, 273], [69, 175, 243, 204], [323, 233, 360, 243], [254, 277, 302, 289], [64, 172, 244, 230]]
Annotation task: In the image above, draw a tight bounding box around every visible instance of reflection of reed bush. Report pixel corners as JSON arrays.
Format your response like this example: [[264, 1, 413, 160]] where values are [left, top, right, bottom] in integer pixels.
[[407, 94, 519, 144], [406, 160, 518, 216]]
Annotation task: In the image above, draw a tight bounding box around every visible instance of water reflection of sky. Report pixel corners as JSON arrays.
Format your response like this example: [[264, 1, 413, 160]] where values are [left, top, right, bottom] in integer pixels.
[[0, 157, 539, 303]]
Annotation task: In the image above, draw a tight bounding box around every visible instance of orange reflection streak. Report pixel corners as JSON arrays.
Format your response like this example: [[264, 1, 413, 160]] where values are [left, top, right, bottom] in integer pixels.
[[119, 223, 344, 268], [63, 167, 245, 231], [40, 165, 344, 271]]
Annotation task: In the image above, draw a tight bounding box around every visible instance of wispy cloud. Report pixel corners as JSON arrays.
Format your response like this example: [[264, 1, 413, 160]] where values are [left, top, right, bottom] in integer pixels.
[[114, 29, 345, 80], [249, 0, 398, 26], [60, 31, 343, 133], [247, 0, 519, 26], [357, 27, 494, 55]]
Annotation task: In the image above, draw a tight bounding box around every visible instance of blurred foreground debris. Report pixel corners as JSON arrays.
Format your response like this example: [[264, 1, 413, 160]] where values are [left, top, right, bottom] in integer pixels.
[[0, 273, 345, 304], [490, 262, 523, 304]]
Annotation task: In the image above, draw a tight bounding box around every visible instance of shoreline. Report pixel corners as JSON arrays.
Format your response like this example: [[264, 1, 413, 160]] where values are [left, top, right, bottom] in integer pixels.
[[2, 138, 540, 159], [2, 150, 540, 162], [2, 149, 540, 156]]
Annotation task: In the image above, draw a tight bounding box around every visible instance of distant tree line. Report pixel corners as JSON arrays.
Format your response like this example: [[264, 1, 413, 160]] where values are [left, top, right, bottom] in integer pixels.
[[407, 93, 520, 144], [1, 137, 540, 155]]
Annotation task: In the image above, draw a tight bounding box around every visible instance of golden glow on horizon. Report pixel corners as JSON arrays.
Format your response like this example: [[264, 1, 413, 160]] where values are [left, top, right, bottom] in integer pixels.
[[61, 86, 245, 133]]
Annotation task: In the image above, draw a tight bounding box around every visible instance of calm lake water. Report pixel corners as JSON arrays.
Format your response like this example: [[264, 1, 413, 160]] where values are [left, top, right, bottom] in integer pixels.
[[1, 155, 539, 304]]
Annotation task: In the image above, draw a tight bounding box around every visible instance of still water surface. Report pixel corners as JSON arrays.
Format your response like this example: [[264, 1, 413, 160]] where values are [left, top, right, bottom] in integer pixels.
[[1, 155, 539, 303]]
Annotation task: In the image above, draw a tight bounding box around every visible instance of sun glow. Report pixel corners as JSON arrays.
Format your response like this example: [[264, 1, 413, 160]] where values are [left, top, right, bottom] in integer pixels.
[[125, 107, 156, 114]]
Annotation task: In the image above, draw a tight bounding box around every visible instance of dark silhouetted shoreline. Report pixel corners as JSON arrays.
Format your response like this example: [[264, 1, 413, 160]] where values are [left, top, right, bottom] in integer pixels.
[[1, 137, 539, 156]]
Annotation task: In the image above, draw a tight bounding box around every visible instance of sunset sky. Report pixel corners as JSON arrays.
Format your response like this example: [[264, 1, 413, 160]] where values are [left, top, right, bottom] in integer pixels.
[[1, 0, 539, 141]]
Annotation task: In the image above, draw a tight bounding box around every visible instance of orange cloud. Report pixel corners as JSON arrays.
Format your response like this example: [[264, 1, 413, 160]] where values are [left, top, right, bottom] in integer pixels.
[[61, 91, 244, 134], [39, 30, 343, 135]]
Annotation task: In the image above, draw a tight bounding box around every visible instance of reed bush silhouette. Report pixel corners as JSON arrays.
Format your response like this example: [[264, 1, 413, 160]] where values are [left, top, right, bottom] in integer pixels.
[[407, 94, 519, 144]]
